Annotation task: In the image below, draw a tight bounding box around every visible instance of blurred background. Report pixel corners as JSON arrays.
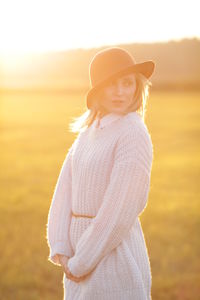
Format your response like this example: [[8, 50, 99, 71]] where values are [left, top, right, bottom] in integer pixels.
[[0, 0, 199, 299]]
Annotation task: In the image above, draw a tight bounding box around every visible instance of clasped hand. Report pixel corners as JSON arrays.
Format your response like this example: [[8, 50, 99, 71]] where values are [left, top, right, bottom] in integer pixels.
[[58, 254, 91, 283]]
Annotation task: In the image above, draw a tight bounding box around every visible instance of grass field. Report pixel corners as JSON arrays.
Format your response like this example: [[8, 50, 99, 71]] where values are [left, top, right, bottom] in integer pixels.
[[0, 89, 200, 299]]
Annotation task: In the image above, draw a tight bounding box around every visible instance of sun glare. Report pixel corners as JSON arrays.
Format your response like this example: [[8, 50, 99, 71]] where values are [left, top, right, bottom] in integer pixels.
[[0, 0, 199, 55], [1, 53, 31, 72]]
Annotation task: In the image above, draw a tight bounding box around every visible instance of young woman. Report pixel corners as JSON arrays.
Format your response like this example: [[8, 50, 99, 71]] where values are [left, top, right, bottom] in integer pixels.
[[46, 47, 155, 299]]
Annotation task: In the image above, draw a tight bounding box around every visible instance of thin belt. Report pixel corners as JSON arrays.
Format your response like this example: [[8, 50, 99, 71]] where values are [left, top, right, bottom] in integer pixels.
[[71, 211, 95, 219]]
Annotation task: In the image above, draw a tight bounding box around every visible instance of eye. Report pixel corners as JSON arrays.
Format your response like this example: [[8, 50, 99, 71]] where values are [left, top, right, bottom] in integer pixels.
[[123, 79, 132, 86]]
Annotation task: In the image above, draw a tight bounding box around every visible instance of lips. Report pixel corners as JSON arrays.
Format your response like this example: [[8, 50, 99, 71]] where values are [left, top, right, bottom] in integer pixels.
[[112, 100, 124, 103]]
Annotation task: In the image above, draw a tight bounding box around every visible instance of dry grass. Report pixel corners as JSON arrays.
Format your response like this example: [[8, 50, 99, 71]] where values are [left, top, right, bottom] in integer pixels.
[[0, 89, 199, 299]]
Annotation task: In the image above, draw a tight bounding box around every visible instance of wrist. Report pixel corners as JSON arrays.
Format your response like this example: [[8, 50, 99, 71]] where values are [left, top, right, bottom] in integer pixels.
[[57, 254, 69, 265]]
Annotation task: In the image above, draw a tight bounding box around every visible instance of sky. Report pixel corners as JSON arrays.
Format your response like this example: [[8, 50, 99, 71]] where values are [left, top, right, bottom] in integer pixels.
[[0, 0, 199, 54]]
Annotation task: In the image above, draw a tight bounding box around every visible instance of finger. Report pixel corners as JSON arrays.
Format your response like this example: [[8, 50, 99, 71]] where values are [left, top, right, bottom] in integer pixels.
[[64, 263, 91, 282], [65, 274, 80, 283], [65, 271, 87, 283], [65, 272, 83, 281]]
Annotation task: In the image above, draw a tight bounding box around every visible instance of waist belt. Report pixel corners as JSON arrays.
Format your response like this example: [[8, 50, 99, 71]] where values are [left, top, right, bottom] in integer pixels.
[[72, 211, 95, 218]]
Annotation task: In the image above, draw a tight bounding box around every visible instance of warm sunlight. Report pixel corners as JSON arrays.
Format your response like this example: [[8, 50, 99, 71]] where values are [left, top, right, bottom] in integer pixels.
[[1, 53, 31, 71], [0, 0, 199, 54], [0, 1, 199, 299]]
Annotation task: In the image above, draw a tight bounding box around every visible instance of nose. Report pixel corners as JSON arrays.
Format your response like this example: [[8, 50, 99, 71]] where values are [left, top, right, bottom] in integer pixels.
[[114, 82, 123, 95]]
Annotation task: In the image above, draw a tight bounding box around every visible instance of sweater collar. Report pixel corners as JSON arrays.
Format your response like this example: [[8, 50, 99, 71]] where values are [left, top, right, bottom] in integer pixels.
[[94, 113, 122, 129], [93, 111, 141, 129]]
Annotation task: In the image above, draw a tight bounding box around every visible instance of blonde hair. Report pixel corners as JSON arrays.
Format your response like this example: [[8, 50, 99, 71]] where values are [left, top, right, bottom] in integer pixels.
[[69, 73, 152, 134]]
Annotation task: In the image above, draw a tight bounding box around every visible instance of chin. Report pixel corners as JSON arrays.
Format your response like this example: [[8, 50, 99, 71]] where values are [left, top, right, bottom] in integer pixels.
[[112, 107, 125, 114]]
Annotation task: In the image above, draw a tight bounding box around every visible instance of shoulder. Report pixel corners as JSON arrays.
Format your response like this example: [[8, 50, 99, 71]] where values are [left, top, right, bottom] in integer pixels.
[[120, 112, 153, 146], [117, 112, 154, 165]]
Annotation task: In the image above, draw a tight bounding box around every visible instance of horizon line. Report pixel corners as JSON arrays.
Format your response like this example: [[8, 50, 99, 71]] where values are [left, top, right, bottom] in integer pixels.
[[0, 36, 199, 56]]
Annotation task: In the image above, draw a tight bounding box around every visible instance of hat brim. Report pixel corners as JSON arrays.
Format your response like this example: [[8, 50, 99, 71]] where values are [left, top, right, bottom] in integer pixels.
[[85, 60, 155, 109]]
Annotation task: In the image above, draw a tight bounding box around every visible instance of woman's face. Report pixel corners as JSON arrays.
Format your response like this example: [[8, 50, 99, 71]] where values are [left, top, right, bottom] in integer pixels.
[[97, 73, 137, 115]]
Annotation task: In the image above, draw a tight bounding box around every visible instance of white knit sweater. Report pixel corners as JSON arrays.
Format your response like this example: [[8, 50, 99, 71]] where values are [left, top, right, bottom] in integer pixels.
[[46, 111, 154, 300]]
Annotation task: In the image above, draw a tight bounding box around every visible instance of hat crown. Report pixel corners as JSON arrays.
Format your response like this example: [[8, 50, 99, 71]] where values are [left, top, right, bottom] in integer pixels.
[[89, 47, 136, 87], [86, 46, 155, 109]]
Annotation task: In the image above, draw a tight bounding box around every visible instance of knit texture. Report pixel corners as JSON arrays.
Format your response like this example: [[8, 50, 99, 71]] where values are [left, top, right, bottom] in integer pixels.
[[46, 111, 154, 300]]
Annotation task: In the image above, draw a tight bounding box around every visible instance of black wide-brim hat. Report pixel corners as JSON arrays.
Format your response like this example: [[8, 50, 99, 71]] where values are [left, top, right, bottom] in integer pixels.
[[85, 47, 155, 109]]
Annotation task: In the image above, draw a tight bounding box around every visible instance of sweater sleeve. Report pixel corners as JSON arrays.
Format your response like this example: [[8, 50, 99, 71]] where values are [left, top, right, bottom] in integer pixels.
[[67, 123, 154, 277], [46, 143, 75, 266]]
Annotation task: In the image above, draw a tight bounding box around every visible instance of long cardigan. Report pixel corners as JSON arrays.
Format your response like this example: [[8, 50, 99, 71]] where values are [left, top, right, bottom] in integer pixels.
[[46, 111, 154, 300]]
